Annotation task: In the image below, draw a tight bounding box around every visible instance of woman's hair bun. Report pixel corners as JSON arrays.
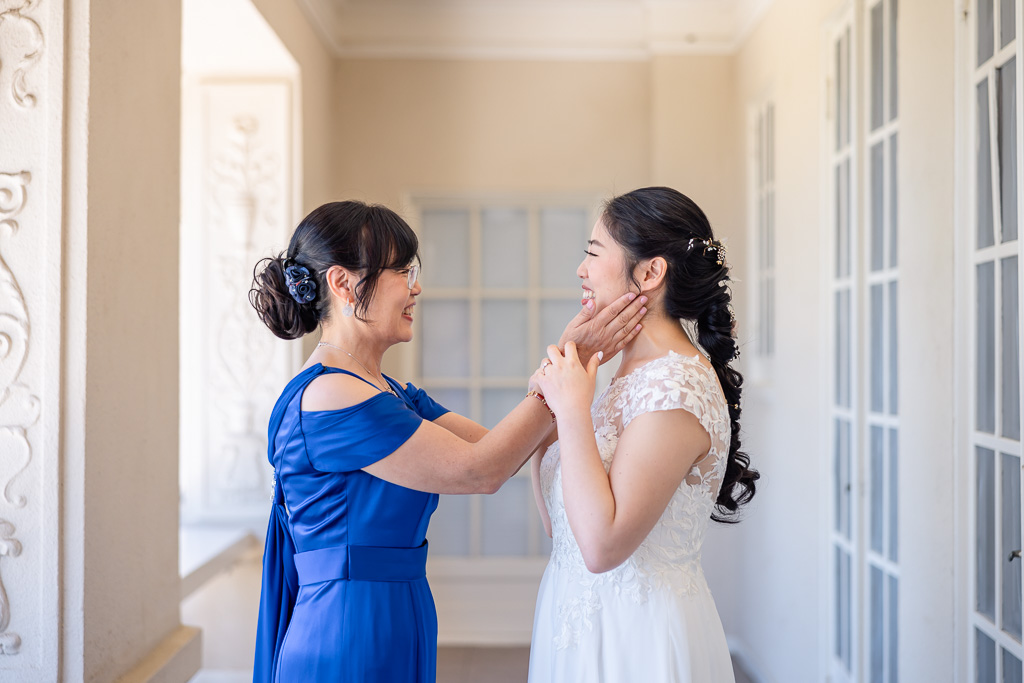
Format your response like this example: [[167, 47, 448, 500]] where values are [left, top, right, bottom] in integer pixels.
[[249, 255, 319, 340]]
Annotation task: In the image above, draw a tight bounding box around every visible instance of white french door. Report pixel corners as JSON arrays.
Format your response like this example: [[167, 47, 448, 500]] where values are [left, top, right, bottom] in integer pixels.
[[965, 1, 1024, 681], [828, 2, 900, 680], [828, 13, 859, 682]]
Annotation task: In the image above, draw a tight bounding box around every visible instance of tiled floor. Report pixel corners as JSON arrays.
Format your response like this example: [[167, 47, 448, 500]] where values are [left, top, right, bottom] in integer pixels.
[[190, 647, 756, 682], [437, 647, 756, 683], [438, 646, 530, 682]]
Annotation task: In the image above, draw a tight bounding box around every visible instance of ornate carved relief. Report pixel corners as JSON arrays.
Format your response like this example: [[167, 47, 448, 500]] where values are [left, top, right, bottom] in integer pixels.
[[208, 114, 280, 504], [0, 0, 44, 108], [0, 519, 20, 654], [180, 81, 295, 520], [0, 171, 39, 510]]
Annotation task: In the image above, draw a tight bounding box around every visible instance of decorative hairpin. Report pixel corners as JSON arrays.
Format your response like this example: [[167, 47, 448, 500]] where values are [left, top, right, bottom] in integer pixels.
[[687, 237, 727, 266], [284, 263, 317, 304]]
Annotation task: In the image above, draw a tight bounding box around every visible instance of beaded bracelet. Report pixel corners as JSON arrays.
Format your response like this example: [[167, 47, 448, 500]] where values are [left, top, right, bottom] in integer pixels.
[[527, 389, 556, 423]]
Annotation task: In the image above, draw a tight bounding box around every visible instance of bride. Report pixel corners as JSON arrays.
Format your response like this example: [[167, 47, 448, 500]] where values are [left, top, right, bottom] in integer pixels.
[[528, 186, 759, 682]]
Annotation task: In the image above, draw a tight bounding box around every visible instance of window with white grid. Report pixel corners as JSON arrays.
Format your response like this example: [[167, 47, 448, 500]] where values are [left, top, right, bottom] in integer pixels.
[[409, 196, 598, 558]]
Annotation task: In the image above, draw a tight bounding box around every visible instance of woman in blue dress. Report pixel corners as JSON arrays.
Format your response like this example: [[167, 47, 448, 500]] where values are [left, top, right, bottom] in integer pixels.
[[248, 200, 647, 682]]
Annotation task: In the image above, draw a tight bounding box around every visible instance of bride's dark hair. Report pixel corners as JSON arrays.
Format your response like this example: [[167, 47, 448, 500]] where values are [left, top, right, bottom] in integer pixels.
[[602, 186, 758, 523]]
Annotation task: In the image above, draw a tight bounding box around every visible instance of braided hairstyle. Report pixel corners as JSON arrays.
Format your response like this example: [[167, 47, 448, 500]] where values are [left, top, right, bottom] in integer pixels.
[[249, 201, 419, 339], [602, 187, 758, 523]]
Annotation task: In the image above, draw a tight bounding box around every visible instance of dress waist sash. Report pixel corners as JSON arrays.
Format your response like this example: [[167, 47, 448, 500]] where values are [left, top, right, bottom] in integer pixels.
[[293, 541, 428, 585]]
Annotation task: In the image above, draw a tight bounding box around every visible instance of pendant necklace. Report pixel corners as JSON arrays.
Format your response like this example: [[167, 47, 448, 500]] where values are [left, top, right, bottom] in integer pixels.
[[317, 341, 397, 396]]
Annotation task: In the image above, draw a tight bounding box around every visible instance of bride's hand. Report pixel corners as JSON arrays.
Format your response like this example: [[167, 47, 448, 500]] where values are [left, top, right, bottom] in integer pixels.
[[558, 292, 647, 366], [534, 342, 601, 418]]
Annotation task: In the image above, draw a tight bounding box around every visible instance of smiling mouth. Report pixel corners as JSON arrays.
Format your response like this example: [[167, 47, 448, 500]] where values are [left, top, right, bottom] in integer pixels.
[[402, 304, 415, 317], [581, 290, 595, 302]]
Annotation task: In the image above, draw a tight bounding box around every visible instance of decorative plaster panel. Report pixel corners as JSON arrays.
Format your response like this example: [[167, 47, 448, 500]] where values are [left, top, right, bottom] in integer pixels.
[[0, 0, 62, 675], [180, 79, 298, 524], [0, 0, 44, 107], [0, 519, 21, 654], [0, 171, 40, 511]]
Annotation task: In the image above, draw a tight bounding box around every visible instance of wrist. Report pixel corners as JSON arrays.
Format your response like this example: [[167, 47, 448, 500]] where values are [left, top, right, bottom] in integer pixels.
[[555, 412, 594, 447], [526, 389, 556, 423]]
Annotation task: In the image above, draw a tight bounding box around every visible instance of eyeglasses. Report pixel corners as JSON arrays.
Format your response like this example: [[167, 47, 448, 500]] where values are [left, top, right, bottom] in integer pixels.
[[398, 264, 420, 289]]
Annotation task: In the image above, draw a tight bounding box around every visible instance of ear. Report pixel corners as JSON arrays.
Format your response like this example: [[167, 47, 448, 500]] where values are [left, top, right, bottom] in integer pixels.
[[634, 256, 668, 294], [324, 265, 358, 302]]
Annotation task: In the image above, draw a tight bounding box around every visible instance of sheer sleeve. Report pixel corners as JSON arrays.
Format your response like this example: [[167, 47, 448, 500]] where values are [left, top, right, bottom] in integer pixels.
[[619, 356, 724, 442], [301, 394, 423, 472]]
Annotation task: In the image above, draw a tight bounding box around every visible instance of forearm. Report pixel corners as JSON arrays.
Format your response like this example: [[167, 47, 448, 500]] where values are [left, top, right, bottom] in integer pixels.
[[470, 396, 555, 491], [556, 411, 617, 567], [434, 412, 488, 443]]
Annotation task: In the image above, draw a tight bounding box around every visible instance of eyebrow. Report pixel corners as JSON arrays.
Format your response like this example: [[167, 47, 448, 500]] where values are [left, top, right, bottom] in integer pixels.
[[587, 239, 604, 248]]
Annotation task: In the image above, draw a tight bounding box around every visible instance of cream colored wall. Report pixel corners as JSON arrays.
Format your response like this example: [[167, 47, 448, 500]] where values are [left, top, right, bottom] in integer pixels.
[[897, 1, 957, 680], [332, 58, 652, 205], [0, 0, 212, 681], [729, 0, 846, 679], [251, 0, 336, 212], [80, 1, 191, 680], [651, 54, 741, 236]]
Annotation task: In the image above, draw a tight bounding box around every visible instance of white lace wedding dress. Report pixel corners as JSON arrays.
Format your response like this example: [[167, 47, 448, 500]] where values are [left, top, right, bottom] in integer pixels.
[[528, 351, 736, 683]]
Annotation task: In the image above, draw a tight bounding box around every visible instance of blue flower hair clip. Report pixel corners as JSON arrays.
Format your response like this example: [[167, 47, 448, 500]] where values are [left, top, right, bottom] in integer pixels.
[[284, 264, 317, 304]]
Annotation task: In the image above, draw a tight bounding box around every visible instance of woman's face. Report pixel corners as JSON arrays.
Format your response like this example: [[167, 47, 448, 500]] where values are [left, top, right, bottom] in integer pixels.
[[577, 218, 634, 313], [360, 264, 421, 344]]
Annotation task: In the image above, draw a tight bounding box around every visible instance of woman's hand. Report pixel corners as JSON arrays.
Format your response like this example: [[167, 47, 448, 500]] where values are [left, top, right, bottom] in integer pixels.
[[559, 292, 647, 366], [534, 342, 601, 417]]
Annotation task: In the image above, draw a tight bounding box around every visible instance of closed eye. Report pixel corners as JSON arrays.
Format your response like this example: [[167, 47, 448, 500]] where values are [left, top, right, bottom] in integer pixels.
[[583, 250, 597, 257]]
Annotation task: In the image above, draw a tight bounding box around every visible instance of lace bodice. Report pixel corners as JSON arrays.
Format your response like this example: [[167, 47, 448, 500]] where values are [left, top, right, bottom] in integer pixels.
[[538, 351, 731, 649]]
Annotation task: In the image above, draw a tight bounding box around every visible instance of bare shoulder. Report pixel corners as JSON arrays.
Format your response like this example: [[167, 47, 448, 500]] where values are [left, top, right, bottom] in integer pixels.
[[301, 371, 381, 411]]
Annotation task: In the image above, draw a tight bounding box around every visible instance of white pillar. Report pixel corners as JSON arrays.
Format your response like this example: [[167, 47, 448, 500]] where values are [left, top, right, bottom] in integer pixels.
[[0, 1, 200, 680]]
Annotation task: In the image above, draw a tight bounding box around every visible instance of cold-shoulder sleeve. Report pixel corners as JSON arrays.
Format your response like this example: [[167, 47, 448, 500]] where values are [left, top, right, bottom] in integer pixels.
[[619, 356, 724, 442], [401, 382, 450, 421], [302, 393, 424, 472]]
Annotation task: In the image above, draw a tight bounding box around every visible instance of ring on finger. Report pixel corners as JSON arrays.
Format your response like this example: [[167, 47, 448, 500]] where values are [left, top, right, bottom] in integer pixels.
[[540, 358, 553, 373]]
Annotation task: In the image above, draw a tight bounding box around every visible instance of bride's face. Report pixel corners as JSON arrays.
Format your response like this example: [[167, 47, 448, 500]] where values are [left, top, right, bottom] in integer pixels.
[[577, 217, 634, 313]]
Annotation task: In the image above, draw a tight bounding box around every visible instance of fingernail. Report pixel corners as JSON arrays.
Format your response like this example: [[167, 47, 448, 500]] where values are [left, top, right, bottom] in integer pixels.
[[640, 296, 648, 304], [597, 351, 604, 361], [635, 323, 642, 330], [628, 293, 636, 300], [640, 307, 647, 315], [586, 300, 594, 309]]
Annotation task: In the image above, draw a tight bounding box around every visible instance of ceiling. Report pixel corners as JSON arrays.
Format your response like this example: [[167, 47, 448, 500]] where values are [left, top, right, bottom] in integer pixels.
[[299, 0, 775, 59]]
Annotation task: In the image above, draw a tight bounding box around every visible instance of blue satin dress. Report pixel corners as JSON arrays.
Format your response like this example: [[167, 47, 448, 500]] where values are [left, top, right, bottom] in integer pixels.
[[253, 363, 448, 682]]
